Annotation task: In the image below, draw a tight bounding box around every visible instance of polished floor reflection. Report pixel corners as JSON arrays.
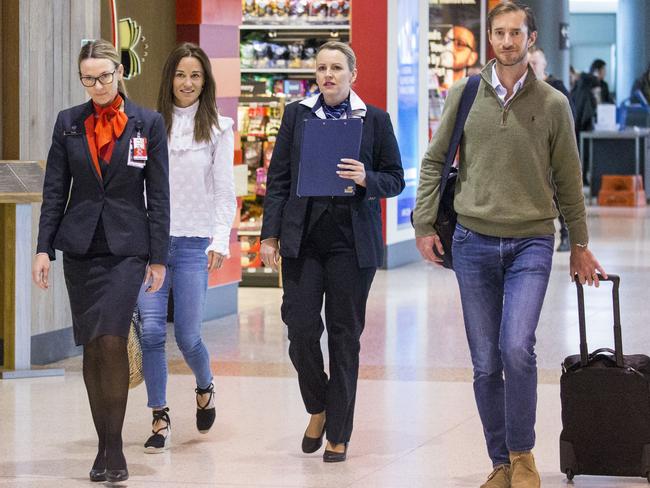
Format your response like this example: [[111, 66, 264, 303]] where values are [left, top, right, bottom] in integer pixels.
[[1, 206, 649, 487]]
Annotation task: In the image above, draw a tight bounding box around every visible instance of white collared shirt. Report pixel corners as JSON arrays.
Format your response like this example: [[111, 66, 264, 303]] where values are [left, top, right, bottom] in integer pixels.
[[167, 101, 236, 256], [491, 63, 527, 105], [299, 89, 367, 119]]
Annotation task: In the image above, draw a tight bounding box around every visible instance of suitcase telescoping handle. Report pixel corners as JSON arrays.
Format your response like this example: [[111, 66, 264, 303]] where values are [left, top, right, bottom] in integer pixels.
[[576, 273, 623, 368]]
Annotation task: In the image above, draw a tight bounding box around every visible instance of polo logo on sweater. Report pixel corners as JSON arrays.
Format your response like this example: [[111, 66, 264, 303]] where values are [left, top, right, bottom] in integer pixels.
[[531, 116, 536, 122]]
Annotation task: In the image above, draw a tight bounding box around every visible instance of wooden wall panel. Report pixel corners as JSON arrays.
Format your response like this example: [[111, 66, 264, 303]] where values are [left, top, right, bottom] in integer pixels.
[[16, 0, 100, 337], [0, 205, 17, 368], [2, 0, 19, 160], [0, 1, 4, 159]]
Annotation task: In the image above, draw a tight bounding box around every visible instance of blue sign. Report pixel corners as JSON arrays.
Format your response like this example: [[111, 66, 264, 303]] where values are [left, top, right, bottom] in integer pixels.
[[396, 0, 420, 227]]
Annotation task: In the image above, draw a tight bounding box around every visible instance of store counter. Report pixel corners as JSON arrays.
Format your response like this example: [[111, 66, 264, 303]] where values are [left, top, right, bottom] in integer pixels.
[[580, 129, 650, 202]]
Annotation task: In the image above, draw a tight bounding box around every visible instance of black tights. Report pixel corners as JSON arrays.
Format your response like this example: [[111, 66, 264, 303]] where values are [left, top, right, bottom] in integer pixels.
[[83, 335, 129, 471]]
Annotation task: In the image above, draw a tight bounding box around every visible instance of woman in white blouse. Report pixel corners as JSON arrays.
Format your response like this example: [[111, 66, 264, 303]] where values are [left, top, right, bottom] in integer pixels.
[[137, 42, 236, 452]]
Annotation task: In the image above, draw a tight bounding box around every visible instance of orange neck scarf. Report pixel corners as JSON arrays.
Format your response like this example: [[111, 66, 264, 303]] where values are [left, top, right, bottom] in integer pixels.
[[93, 94, 127, 153]]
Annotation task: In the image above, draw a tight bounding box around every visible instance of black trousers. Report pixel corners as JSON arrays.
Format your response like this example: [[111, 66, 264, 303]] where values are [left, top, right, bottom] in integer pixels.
[[281, 211, 376, 444]]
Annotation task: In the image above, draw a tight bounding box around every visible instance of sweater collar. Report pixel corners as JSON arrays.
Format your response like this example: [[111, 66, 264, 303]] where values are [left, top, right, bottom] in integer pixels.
[[480, 59, 537, 105], [482, 59, 537, 89]]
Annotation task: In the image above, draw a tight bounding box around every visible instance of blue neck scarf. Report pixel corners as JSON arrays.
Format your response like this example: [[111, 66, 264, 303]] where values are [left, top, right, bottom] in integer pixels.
[[319, 94, 351, 119]]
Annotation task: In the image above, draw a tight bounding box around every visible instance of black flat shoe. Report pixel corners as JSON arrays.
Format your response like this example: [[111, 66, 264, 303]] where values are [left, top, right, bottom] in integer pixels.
[[89, 449, 106, 482], [323, 442, 348, 463], [302, 422, 326, 453], [196, 383, 216, 433], [105, 468, 129, 482], [89, 469, 106, 482]]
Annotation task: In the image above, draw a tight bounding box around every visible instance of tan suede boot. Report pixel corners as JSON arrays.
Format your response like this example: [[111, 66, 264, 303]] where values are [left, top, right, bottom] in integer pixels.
[[509, 451, 540, 488], [480, 464, 511, 488]]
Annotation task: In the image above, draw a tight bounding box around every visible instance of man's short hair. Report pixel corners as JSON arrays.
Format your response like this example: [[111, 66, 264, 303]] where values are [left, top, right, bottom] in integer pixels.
[[487, 1, 537, 37], [590, 59, 607, 73]]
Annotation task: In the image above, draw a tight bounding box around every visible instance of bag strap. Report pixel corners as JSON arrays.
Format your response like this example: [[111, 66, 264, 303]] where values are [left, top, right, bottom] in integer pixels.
[[439, 74, 481, 198]]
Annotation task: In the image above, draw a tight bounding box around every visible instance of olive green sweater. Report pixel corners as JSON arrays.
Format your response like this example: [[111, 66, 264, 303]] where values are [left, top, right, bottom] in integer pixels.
[[413, 60, 588, 245]]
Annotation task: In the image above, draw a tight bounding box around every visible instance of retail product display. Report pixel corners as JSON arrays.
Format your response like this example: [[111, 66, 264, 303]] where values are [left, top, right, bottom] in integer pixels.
[[238, 103, 281, 243], [242, 0, 350, 25], [238, 3, 350, 285], [241, 36, 320, 70], [241, 75, 318, 99]]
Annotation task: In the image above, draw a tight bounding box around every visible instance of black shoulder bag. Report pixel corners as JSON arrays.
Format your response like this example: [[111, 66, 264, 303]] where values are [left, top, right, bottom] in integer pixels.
[[432, 74, 481, 269]]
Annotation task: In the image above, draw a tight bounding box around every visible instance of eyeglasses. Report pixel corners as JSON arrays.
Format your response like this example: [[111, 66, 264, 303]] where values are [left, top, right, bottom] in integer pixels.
[[80, 70, 116, 87]]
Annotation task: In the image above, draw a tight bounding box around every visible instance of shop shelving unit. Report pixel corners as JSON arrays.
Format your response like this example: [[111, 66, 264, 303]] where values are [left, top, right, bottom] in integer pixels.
[[238, 12, 350, 287]]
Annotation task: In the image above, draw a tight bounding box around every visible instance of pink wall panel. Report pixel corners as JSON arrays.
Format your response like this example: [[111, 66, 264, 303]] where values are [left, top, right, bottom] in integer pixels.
[[216, 96, 239, 128], [201, 0, 241, 25], [200, 25, 239, 58], [210, 58, 241, 98]]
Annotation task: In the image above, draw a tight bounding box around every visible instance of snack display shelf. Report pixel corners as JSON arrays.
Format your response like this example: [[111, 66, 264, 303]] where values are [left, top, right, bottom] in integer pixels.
[[238, 15, 350, 287], [240, 24, 349, 30], [239, 95, 302, 104], [241, 68, 317, 74]]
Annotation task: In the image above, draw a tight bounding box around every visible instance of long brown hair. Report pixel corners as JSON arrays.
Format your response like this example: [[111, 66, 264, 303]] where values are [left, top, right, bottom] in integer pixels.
[[158, 43, 220, 143], [78, 39, 128, 96]]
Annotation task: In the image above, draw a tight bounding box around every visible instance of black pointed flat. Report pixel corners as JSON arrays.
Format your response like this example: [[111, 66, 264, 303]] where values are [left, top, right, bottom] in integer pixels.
[[105, 468, 129, 482], [89, 469, 106, 482], [323, 442, 348, 463], [302, 422, 326, 453]]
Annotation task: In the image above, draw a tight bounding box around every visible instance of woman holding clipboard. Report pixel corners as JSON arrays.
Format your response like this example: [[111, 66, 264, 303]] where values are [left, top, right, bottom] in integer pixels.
[[260, 41, 404, 462]]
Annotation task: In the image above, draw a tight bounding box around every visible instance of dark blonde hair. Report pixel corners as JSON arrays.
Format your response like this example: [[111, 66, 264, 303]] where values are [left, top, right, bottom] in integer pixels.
[[78, 39, 127, 96], [158, 42, 220, 143], [488, 1, 537, 37], [316, 41, 356, 72]]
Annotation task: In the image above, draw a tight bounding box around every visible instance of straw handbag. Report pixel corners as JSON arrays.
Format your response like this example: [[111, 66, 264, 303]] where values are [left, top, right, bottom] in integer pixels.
[[127, 307, 144, 389]]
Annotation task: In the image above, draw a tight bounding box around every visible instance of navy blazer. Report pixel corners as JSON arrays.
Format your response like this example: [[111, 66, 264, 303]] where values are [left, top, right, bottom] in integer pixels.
[[37, 97, 170, 264], [261, 100, 404, 268]]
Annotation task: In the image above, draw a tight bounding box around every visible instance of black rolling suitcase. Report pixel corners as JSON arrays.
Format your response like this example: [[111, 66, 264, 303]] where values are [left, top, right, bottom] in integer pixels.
[[560, 274, 650, 482]]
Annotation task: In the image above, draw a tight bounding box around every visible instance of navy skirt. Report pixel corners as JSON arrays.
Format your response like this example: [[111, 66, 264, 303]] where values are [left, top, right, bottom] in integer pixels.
[[63, 252, 147, 346]]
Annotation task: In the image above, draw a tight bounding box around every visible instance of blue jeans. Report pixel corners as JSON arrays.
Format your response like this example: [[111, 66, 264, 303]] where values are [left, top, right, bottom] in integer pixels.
[[138, 237, 213, 409], [452, 224, 554, 466]]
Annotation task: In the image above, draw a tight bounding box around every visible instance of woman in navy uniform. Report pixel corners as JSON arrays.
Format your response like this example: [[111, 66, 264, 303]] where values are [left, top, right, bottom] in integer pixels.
[[260, 41, 404, 462], [32, 39, 169, 482]]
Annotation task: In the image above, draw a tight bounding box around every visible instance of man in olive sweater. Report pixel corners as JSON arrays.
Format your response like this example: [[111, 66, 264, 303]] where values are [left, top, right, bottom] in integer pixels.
[[413, 3, 606, 488]]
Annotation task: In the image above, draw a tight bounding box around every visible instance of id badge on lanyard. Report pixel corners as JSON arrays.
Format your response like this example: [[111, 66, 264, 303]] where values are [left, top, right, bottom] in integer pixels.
[[128, 121, 147, 168]]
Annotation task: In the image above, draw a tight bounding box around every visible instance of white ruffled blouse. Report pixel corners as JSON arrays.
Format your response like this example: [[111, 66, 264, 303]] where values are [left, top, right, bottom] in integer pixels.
[[168, 101, 236, 255]]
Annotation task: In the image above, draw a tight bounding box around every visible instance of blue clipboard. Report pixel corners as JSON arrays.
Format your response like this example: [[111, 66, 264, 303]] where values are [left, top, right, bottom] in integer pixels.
[[297, 118, 363, 197]]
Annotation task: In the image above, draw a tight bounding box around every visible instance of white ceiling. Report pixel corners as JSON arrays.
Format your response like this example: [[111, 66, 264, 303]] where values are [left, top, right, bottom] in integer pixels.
[[569, 0, 619, 13]]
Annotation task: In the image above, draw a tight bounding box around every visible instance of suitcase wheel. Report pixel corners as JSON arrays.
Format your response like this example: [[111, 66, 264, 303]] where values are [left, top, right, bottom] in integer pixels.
[[565, 469, 574, 481]]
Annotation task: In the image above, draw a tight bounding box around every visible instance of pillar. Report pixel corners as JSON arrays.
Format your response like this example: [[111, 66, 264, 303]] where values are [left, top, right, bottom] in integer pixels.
[[617, 0, 650, 102], [519, 0, 570, 88]]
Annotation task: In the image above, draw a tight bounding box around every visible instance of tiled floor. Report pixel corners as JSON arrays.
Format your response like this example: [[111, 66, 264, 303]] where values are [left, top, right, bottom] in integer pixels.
[[1, 206, 649, 487]]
